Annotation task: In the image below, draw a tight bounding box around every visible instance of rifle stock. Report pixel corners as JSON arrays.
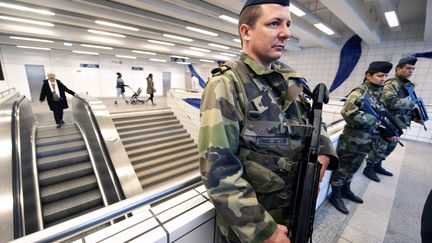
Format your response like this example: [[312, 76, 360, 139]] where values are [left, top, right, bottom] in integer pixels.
[[404, 84, 429, 131]]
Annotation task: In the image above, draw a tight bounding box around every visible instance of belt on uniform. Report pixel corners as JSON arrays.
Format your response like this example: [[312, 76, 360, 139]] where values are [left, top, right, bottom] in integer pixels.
[[239, 148, 300, 173]]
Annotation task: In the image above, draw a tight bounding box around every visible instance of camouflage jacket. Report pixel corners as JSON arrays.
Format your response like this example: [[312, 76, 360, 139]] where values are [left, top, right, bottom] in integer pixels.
[[199, 53, 338, 242], [383, 76, 415, 129], [339, 81, 384, 153]]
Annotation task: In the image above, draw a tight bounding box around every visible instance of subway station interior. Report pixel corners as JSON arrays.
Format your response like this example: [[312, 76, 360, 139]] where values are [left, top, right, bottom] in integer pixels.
[[0, 0, 431, 242]]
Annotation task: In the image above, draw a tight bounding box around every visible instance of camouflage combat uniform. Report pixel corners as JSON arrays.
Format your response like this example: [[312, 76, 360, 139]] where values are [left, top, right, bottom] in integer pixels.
[[199, 53, 338, 243], [331, 80, 386, 186], [366, 76, 415, 165]]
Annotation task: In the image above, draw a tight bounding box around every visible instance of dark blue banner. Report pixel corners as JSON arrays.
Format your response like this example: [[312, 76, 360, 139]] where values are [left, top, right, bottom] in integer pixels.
[[413, 51, 432, 59], [188, 64, 206, 88], [80, 64, 99, 68], [132, 66, 143, 71], [183, 98, 201, 109]]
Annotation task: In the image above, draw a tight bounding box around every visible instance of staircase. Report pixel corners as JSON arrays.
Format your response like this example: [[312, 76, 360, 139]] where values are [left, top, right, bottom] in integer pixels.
[[36, 124, 104, 227], [112, 109, 200, 193]]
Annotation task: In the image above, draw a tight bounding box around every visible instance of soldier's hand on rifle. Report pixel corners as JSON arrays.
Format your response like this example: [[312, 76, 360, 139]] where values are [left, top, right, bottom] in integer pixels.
[[264, 224, 290, 243], [317, 155, 330, 194], [386, 136, 400, 142]]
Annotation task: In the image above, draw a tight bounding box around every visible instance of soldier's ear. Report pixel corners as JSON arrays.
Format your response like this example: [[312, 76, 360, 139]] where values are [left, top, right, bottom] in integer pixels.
[[239, 24, 251, 42]]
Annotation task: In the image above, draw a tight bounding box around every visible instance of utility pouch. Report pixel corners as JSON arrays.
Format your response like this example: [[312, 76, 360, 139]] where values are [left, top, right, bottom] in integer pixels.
[[243, 160, 285, 193]]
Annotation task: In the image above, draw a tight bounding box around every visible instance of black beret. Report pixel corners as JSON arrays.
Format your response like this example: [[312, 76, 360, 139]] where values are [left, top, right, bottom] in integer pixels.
[[241, 0, 290, 14], [398, 56, 417, 66], [367, 61, 393, 73]]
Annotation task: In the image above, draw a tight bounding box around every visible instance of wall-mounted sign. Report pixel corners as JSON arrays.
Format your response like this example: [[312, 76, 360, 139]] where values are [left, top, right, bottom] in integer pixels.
[[132, 66, 143, 71], [217, 61, 225, 65], [80, 64, 100, 68], [171, 57, 186, 63]]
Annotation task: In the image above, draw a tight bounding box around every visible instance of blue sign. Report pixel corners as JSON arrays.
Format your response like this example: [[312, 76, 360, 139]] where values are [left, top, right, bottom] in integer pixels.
[[171, 57, 186, 62], [80, 64, 100, 68], [132, 66, 143, 71]]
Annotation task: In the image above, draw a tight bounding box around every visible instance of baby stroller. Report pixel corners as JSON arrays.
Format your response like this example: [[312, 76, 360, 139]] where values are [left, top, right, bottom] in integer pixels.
[[128, 86, 145, 104]]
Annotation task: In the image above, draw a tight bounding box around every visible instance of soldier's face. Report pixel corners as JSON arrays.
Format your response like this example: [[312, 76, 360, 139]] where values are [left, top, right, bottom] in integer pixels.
[[241, 4, 291, 67], [397, 64, 415, 78], [367, 72, 387, 86]]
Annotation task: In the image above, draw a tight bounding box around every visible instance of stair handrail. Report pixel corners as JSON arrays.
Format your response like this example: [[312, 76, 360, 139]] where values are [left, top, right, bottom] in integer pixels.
[[168, 91, 200, 128], [0, 87, 17, 104]]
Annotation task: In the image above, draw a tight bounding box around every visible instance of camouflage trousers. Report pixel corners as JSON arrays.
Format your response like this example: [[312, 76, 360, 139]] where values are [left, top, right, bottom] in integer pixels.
[[330, 147, 367, 187], [366, 136, 398, 165]]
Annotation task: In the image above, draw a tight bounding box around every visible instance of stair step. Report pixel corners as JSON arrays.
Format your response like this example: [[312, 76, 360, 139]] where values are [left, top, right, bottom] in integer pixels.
[[38, 150, 90, 171], [40, 175, 99, 204], [129, 143, 198, 162], [37, 125, 79, 139], [39, 162, 94, 186], [116, 120, 180, 133], [124, 132, 190, 150], [118, 124, 184, 138], [113, 115, 177, 128], [36, 134, 83, 147], [37, 141, 87, 158], [127, 138, 194, 157], [133, 149, 199, 172], [111, 110, 173, 122], [140, 163, 199, 190], [136, 155, 199, 179]]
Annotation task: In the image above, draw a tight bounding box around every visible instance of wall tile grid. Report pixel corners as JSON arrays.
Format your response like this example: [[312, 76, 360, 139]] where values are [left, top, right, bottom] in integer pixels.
[[283, 23, 432, 143]]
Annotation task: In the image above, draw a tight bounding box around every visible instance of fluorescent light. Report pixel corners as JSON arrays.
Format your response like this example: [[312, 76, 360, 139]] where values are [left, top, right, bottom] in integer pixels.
[[0, 2, 55, 15], [214, 55, 231, 61], [17, 45, 50, 50], [64, 42, 73, 46], [176, 61, 191, 65], [186, 26, 218, 37], [208, 43, 230, 50], [143, 44, 169, 51], [0, 16, 54, 26], [220, 52, 237, 57], [290, 3, 306, 17], [132, 50, 156, 55], [10, 36, 53, 43], [314, 23, 334, 35], [81, 44, 113, 50], [88, 29, 126, 38], [182, 50, 205, 57], [72, 50, 99, 55], [149, 58, 167, 63], [384, 11, 399, 27], [116, 55, 137, 59], [190, 46, 210, 52], [199, 59, 215, 63], [163, 34, 193, 42], [219, 15, 238, 24], [148, 39, 175, 46], [95, 20, 139, 31], [233, 38, 241, 43], [171, 55, 189, 60]]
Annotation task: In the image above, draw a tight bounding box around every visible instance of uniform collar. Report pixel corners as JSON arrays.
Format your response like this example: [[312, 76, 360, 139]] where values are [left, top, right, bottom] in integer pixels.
[[395, 75, 412, 84], [240, 53, 279, 75], [364, 80, 383, 91]]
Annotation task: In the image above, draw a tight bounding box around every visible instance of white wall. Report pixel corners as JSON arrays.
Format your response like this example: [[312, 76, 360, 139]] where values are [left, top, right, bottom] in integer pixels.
[[0, 45, 188, 99]]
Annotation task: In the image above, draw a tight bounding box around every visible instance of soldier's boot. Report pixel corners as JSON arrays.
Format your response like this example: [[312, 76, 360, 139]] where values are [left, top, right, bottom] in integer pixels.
[[329, 186, 349, 214], [374, 162, 393, 176], [341, 182, 364, 203], [363, 163, 381, 182]]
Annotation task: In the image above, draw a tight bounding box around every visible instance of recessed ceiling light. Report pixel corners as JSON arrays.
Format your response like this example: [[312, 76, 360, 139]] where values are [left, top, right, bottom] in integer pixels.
[[186, 26, 218, 37], [10, 36, 54, 43], [64, 42, 73, 46], [219, 15, 238, 24], [88, 29, 126, 38], [290, 3, 306, 17], [0, 2, 55, 15], [132, 50, 156, 55], [171, 55, 189, 60], [176, 61, 191, 65], [72, 50, 99, 55], [199, 59, 215, 63], [149, 58, 167, 63], [314, 23, 334, 35], [190, 47, 211, 52], [148, 39, 175, 46], [208, 43, 230, 50], [384, 11, 399, 27], [182, 50, 205, 57], [17, 45, 50, 50], [81, 44, 113, 50], [116, 55, 136, 59], [95, 20, 139, 31], [163, 34, 193, 42], [233, 39, 241, 43], [0, 16, 54, 26], [220, 52, 237, 57]]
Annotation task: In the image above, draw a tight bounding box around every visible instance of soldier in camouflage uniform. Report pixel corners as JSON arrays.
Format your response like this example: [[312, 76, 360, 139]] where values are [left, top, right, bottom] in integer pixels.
[[198, 0, 338, 242], [329, 61, 394, 214], [364, 57, 421, 182]]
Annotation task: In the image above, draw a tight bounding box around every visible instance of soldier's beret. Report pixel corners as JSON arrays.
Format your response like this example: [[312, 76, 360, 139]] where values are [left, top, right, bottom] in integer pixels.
[[241, 0, 290, 14], [398, 56, 417, 66], [367, 61, 393, 73]]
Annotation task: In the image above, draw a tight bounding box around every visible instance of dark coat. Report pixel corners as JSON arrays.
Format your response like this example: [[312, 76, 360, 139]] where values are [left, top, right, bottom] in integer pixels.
[[39, 79, 75, 111]]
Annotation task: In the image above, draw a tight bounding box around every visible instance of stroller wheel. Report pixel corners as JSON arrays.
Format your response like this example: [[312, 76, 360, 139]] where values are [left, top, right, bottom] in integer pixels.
[[131, 100, 136, 104]]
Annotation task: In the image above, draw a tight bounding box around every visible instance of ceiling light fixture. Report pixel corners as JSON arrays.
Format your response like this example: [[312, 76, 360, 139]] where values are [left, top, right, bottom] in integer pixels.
[[95, 20, 139, 32], [10, 36, 53, 43], [233, 39, 241, 43], [0, 16, 54, 26], [148, 39, 175, 46], [0, 2, 55, 15], [176, 61, 191, 65], [64, 42, 73, 46], [163, 34, 193, 42], [219, 15, 238, 24], [16, 45, 50, 50], [88, 29, 126, 38], [182, 50, 205, 57], [132, 50, 156, 55], [72, 50, 99, 55], [186, 26, 218, 37], [314, 23, 334, 35], [116, 55, 136, 59], [384, 11, 399, 27], [149, 58, 167, 63], [220, 52, 236, 57], [199, 59, 215, 63], [208, 43, 230, 49], [171, 55, 189, 60], [81, 44, 113, 49], [290, 3, 306, 17], [190, 47, 210, 52]]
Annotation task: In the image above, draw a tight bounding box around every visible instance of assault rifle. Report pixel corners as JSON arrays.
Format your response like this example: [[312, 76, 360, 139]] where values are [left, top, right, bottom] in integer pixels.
[[290, 83, 328, 243], [360, 93, 404, 147], [404, 84, 429, 131]]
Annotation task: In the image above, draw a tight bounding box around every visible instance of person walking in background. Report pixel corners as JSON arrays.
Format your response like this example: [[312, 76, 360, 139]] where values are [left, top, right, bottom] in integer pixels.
[[191, 74, 201, 92], [39, 73, 77, 128], [115, 72, 128, 104], [146, 73, 156, 105], [329, 61, 395, 214]]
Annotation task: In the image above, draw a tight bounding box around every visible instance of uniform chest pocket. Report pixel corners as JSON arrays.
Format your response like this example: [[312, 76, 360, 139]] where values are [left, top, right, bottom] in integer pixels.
[[243, 160, 285, 193]]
